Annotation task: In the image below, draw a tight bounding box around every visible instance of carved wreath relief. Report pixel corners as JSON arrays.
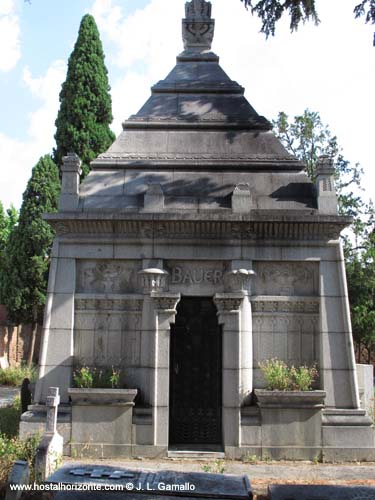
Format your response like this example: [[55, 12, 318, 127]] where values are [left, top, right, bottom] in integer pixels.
[[76, 260, 141, 293]]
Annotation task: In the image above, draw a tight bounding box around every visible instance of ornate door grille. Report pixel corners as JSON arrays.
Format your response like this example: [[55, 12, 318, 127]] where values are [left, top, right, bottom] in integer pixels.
[[169, 297, 222, 445]]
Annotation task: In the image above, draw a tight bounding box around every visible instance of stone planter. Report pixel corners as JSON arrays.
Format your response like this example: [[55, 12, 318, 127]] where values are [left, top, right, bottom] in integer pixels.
[[68, 388, 137, 405], [254, 389, 326, 460], [254, 389, 326, 408], [67, 388, 138, 458]]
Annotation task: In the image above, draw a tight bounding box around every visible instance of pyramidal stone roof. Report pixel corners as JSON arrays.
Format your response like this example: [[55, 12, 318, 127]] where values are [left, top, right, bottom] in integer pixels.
[[55, 0, 348, 222], [93, 0, 302, 171]]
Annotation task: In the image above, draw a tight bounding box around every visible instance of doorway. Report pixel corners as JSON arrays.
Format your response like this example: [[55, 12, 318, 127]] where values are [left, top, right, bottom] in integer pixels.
[[169, 297, 222, 447]]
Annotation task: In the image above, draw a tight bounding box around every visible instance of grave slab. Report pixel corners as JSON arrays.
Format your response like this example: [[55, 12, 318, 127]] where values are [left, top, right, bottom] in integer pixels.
[[269, 484, 375, 500]]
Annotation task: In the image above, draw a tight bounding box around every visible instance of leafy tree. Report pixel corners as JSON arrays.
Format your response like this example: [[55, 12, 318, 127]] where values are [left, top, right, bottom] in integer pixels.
[[2, 156, 60, 366], [53, 14, 115, 178], [273, 109, 372, 244], [0, 203, 18, 303], [240, 0, 375, 44], [346, 233, 375, 363]]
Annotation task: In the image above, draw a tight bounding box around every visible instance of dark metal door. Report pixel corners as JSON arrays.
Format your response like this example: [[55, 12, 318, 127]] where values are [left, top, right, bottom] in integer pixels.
[[169, 297, 222, 445]]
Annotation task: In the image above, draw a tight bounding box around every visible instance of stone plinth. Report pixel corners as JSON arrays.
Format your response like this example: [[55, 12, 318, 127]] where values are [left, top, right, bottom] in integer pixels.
[[255, 389, 326, 460], [68, 388, 137, 458]]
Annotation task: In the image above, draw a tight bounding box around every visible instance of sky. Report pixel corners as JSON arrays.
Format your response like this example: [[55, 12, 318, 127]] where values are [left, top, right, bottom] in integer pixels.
[[0, 0, 374, 210]]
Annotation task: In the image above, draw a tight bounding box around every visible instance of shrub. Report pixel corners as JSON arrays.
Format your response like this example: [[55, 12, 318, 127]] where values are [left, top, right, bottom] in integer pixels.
[[0, 434, 39, 485], [0, 396, 21, 438], [259, 358, 318, 391], [0, 365, 37, 387]]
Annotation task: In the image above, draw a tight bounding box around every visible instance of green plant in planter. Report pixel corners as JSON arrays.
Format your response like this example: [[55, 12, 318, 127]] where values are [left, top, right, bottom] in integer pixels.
[[290, 364, 318, 391], [259, 358, 318, 391], [258, 358, 291, 390], [73, 366, 123, 388], [73, 366, 94, 388]]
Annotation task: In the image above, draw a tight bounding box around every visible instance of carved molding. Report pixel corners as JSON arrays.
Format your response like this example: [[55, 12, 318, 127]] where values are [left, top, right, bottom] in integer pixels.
[[97, 152, 296, 161], [251, 296, 320, 314], [151, 292, 181, 312], [50, 217, 349, 242], [214, 293, 244, 313], [75, 295, 143, 312]]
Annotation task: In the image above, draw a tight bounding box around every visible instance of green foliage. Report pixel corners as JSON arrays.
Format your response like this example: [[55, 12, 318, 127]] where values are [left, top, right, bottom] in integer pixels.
[[290, 365, 319, 392], [73, 366, 123, 388], [0, 433, 39, 485], [258, 358, 290, 390], [2, 155, 60, 325], [240, 0, 319, 37], [201, 459, 226, 474], [259, 358, 318, 391], [53, 14, 115, 178], [0, 365, 37, 387], [73, 366, 94, 388], [346, 232, 375, 362], [0, 396, 21, 438], [273, 109, 373, 244], [240, 0, 374, 44], [0, 203, 18, 303]]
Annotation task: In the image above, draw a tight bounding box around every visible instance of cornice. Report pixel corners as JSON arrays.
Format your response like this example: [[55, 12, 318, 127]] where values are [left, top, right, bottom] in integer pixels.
[[44, 212, 352, 241]]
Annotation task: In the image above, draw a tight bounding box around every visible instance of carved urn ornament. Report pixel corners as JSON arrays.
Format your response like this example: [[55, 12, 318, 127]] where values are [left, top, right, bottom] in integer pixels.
[[183, 0, 215, 51]]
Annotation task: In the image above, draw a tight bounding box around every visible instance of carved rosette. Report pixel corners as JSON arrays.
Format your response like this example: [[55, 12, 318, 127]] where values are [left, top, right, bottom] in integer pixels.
[[151, 292, 181, 313], [214, 293, 244, 313], [224, 269, 255, 294], [138, 268, 169, 293]]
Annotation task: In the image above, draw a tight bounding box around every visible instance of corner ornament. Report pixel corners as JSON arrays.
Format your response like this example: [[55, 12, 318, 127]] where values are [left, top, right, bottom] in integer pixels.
[[183, 0, 215, 52]]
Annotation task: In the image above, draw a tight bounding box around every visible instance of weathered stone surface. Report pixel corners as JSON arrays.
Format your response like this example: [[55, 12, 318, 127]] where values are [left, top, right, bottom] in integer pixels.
[[5, 461, 29, 500], [269, 484, 375, 500], [46, 465, 253, 499]]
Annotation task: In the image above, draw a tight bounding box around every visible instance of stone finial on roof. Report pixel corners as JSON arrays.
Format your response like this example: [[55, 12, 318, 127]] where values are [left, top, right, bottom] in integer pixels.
[[183, 0, 215, 52]]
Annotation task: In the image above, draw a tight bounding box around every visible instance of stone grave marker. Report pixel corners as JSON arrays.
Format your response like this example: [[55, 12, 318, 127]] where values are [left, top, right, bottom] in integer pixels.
[[46, 465, 253, 499]]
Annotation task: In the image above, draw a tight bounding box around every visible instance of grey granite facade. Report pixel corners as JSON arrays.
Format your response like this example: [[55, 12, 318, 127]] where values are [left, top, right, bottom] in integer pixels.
[[25, 0, 374, 460]]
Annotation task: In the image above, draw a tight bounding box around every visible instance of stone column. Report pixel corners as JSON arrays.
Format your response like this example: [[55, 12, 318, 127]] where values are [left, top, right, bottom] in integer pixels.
[[214, 293, 243, 447], [215, 268, 254, 448], [138, 266, 180, 448], [151, 292, 180, 447]]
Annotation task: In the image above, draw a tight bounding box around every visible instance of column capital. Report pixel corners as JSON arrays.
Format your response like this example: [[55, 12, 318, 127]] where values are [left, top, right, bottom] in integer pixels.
[[214, 293, 244, 313], [151, 292, 181, 313]]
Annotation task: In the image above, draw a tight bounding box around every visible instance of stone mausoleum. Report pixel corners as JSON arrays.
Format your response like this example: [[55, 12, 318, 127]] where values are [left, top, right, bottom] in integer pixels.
[[25, 0, 374, 460]]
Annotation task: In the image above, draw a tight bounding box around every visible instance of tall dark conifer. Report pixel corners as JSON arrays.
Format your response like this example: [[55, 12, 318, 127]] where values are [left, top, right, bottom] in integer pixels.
[[53, 14, 115, 178], [2, 155, 60, 365]]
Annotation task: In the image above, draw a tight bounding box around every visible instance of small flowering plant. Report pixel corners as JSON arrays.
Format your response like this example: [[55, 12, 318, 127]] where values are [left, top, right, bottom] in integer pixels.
[[259, 358, 318, 391], [73, 366, 123, 389]]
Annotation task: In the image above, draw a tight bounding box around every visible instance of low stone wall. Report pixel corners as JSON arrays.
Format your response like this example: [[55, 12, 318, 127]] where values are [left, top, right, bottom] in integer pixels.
[[0, 318, 42, 367]]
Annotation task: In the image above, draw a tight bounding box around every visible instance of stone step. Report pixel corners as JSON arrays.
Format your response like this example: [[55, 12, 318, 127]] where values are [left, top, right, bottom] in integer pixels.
[[167, 449, 225, 460]]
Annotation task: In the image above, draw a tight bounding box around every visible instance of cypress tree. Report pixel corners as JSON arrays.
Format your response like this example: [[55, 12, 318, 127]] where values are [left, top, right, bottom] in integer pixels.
[[2, 155, 60, 365], [0, 203, 18, 304], [53, 14, 115, 178]]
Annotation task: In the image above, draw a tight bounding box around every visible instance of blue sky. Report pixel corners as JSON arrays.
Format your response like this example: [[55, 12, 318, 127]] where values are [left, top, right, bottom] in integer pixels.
[[0, 0, 374, 210]]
